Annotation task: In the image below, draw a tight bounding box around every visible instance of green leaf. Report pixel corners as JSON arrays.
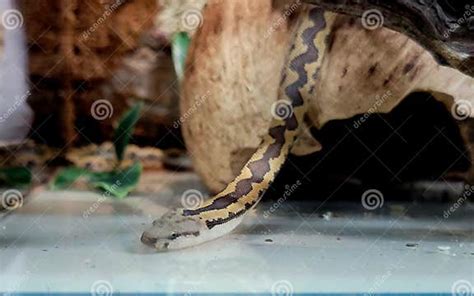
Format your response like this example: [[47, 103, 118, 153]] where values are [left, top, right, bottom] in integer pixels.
[[0, 167, 31, 187], [89, 163, 142, 199], [114, 102, 143, 163], [51, 167, 88, 190], [51, 164, 142, 199], [172, 32, 190, 82]]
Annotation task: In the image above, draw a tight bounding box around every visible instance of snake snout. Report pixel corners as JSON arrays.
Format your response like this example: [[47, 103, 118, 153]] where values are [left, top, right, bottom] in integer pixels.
[[141, 209, 208, 250], [140, 232, 158, 246]]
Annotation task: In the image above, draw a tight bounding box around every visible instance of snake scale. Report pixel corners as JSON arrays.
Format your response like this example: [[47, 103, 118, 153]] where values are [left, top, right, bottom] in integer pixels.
[[141, 7, 335, 250]]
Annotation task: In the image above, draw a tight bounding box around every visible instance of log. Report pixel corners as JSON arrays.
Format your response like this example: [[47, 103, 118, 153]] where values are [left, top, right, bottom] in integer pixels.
[[181, 0, 299, 192], [302, 0, 474, 77], [182, 1, 474, 193]]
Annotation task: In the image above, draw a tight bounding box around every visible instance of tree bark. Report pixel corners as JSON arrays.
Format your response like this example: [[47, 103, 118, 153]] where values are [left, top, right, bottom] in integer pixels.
[[302, 0, 474, 77]]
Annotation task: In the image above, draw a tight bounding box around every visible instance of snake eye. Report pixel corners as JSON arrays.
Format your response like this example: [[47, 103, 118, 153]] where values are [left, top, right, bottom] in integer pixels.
[[169, 232, 180, 240]]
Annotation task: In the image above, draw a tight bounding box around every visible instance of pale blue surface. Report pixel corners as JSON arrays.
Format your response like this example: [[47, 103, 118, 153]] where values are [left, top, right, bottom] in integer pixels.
[[0, 176, 473, 294]]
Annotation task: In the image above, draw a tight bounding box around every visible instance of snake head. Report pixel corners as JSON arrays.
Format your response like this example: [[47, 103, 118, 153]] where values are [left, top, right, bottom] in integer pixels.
[[141, 208, 206, 251]]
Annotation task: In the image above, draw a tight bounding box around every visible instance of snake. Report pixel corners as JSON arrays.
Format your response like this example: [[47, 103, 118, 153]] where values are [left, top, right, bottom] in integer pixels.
[[141, 7, 335, 251]]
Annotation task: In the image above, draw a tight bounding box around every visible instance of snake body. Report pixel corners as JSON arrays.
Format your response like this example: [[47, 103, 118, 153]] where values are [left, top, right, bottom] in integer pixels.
[[141, 7, 334, 250]]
